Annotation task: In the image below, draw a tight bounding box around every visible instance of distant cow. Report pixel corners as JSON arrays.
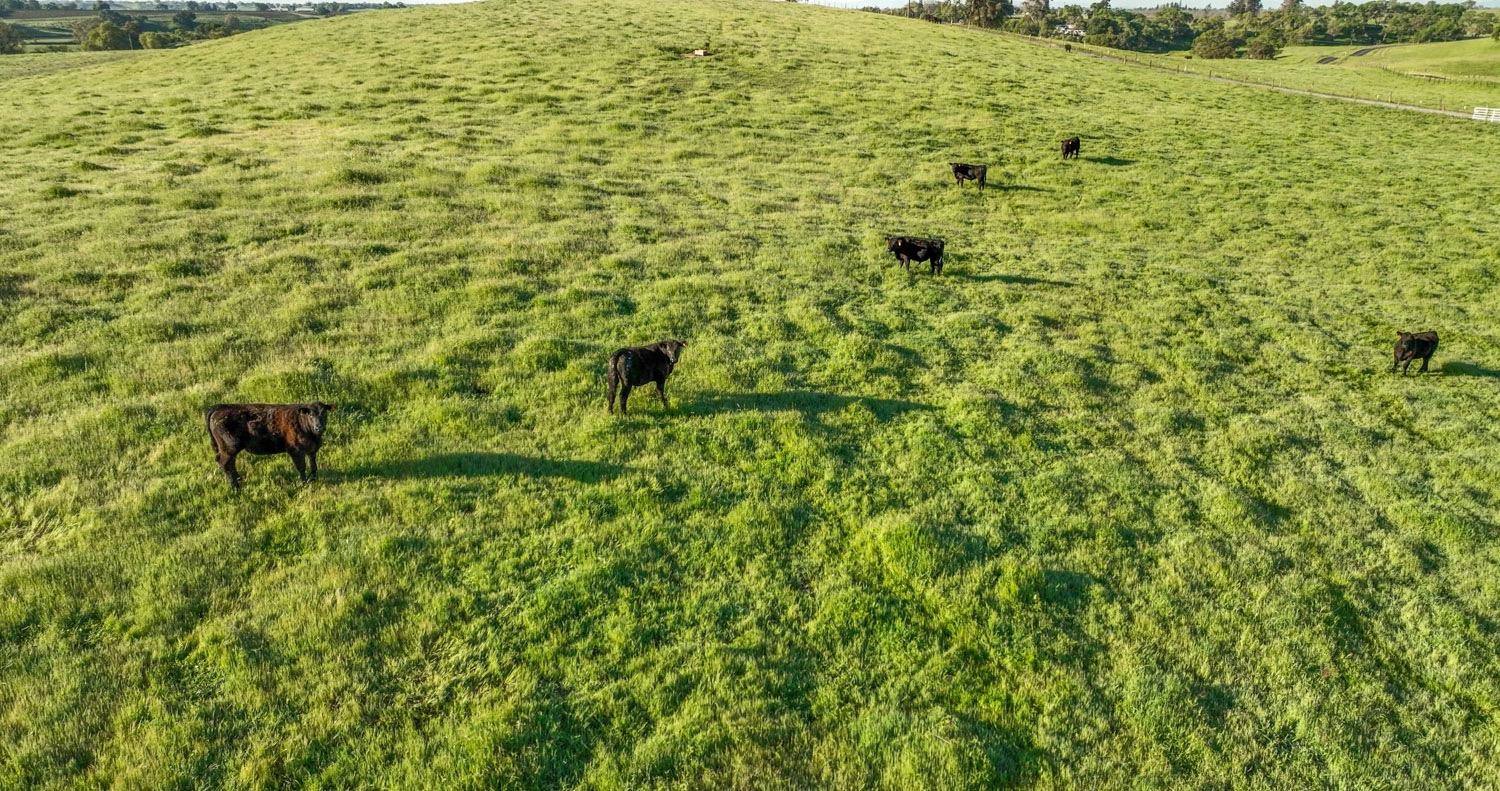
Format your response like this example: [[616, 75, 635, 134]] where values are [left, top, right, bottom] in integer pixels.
[[886, 236, 945, 274], [607, 339, 686, 414], [949, 163, 988, 191], [1061, 136, 1081, 160], [1392, 330, 1438, 374], [205, 402, 334, 490]]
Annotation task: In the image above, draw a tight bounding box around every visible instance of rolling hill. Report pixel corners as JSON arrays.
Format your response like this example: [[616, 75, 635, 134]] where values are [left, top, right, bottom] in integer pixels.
[[2, 0, 1498, 786]]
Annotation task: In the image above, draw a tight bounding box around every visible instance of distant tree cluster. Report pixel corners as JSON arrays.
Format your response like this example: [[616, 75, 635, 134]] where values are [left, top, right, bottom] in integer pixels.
[[0, 19, 23, 52], [870, 0, 1500, 58], [0, 0, 407, 53]]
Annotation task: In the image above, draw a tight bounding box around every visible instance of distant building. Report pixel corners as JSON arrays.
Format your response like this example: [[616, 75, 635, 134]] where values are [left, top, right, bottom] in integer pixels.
[[1054, 23, 1086, 39]]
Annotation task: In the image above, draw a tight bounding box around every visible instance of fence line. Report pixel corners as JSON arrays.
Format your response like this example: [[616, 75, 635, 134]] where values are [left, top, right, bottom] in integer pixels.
[[995, 31, 1479, 118]]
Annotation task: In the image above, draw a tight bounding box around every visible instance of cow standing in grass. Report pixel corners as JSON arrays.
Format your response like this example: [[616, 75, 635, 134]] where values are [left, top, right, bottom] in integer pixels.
[[949, 163, 987, 191], [1392, 331, 1438, 374], [1061, 136, 1081, 160], [886, 236, 945, 274], [607, 339, 686, 414], [206, 402, 334, 490]]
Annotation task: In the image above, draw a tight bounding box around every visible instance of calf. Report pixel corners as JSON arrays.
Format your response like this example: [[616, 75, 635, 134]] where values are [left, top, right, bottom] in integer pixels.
[[1392, 330, 1438, 374], [886, 236, 945, 274], [949, 162, 988, 191], [607, 339, 686, 414], [205, 402, 334, 490], [1061, 136, 1081, 160]]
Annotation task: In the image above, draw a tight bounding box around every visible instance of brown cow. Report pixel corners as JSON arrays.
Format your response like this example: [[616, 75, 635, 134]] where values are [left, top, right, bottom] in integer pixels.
[[206, 402, 334, 489], [607, 340, 686, 414], [1061, 136, 1081, 160], [1392, 331, 1438, 374]]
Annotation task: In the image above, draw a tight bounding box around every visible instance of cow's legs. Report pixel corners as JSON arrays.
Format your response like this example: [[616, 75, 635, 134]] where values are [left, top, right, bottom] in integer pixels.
[[309, 451, 319, 482], [1391, 355, 1400, 373], [218, 448, 242, 490], [607, 373, 619, 414], [619, 384, 632, 415], [289, 451, 308, 482], [1420, 354, 1432, 373], [1402, 358, 1413, 375], [656, 377, 669, 409]]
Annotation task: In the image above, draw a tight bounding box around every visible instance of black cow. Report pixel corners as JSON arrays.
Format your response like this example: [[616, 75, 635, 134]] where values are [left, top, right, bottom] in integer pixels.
[[1392, 330, 1438, 374], [886, 236, 945, 274], [1061, 136, 1081, 160], [205, 402, 334, 490], [607, 339, 686, 414], [949, 162, 988, 191]]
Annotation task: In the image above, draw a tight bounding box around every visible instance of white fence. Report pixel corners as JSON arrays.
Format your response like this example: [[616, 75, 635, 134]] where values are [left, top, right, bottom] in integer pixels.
[[1472, 107, 1500, 123]]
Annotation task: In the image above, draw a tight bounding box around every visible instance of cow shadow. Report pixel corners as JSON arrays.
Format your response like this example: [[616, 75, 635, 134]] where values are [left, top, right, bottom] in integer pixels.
[[346, 453, 623, 483], [959, 272, 1077, 287], [1440, 361, 1500, 379], [993, 184, 1049, 193], [680, 391, 932, 421], [1083, 156, 1135, 166]]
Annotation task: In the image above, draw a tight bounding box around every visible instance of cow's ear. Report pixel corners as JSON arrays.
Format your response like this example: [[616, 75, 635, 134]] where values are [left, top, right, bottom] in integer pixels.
[[1397, 330, 1406, 336], [299, 405, 313, 415], [321, 402, 335, 411]]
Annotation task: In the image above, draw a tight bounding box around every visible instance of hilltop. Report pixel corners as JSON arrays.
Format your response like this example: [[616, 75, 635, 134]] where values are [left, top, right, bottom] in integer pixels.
[[1, 0, 1498, 787]]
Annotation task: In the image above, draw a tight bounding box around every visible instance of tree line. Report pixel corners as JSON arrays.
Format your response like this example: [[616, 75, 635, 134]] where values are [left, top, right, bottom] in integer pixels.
[[0, 1, 393, 12], [0, 0, 407, 53], [870, 0, 1499, 59]]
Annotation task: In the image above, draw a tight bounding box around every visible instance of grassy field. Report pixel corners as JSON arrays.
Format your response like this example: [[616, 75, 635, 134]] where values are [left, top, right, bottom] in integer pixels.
[[1360, 37, 1500, 80], [2, 0, 1499, 786], [0, 49, 140, 79], [1130, 38, 1500, 112]]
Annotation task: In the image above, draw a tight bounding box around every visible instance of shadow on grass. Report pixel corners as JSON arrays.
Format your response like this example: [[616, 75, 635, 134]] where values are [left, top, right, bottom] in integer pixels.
[[1441, 361, 1500, 379], [1083, 156, 1135, 166], [680, 391, 932, 421], [993, 184, 1049, 193], [346, 453, 623, 483], [958, 272, 1077, 287]]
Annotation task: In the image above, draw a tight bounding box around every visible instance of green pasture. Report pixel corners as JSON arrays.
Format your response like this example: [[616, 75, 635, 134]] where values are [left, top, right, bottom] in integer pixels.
[[1136, 37, 1500, 111], [1, 0, 1498, 787]]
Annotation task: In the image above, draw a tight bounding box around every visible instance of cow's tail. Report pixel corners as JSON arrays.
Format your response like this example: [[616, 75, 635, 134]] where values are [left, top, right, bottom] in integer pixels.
[[205, 405, 220, 453]]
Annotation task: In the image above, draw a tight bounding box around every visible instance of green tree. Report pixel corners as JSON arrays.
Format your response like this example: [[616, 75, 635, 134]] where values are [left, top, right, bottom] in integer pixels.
[[82, 18, 129, 49], [1245, 37, 1278, 58], [1226, 0, 1261, 16], [1191, 28, 1237, 58], [1021, 0, 1048, 22], [966, 0, 1013, 28], [0, 20, 23, 53], [137, 29, 169, 47], [173, 10, 196, 29]]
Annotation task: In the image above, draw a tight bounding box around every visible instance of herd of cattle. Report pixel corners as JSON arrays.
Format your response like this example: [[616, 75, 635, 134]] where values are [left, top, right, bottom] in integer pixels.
[[885, 136, 1084, 276], [200, 136, 1445, 490]]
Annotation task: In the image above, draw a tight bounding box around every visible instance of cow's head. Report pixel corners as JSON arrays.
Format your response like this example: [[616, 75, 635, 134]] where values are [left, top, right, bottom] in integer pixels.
[[886, 236, 902, 252], [298, 402, 334, 436], [661, 339, 686, 364]]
